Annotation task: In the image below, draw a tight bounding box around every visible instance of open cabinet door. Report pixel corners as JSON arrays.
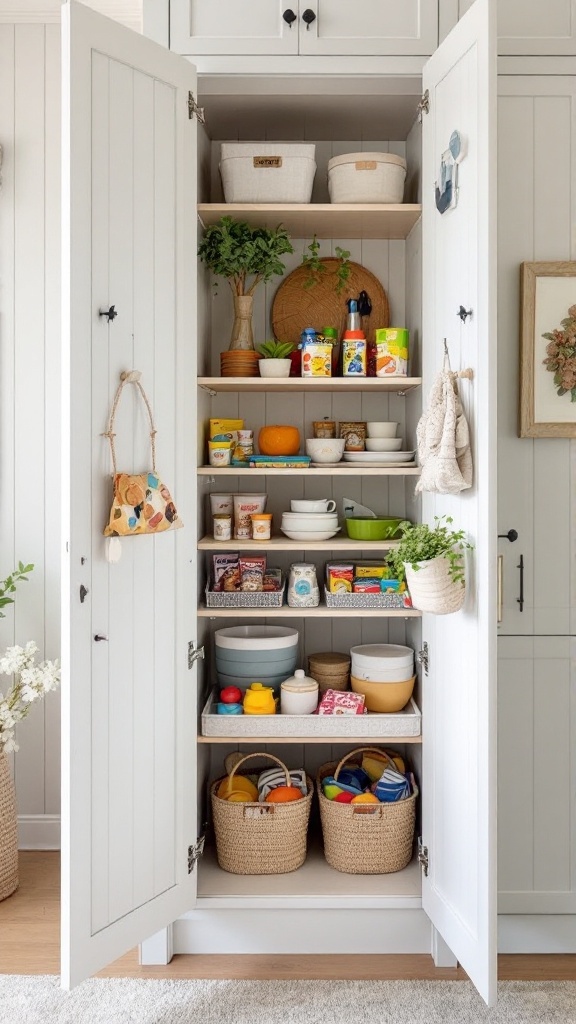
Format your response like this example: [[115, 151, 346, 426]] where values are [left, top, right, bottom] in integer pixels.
[[420, 0, 497, 1006], [61, 2, 199, 988]]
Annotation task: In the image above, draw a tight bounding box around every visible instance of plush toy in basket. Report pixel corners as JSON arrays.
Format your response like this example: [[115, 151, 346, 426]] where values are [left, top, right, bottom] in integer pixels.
[[317, 747, 418, 874], [211, 752, 313, 875]]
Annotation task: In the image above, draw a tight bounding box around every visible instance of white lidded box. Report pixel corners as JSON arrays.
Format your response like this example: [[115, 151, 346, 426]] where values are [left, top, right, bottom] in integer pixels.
[[220, 143, 316, 203], [328, 152, 407, 204]]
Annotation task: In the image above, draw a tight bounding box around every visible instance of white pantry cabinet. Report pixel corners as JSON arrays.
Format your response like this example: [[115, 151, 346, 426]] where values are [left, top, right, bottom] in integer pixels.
[[60, 0, 497, 1004], [454, 0, 576, 54], [170, 0, 438, 57]]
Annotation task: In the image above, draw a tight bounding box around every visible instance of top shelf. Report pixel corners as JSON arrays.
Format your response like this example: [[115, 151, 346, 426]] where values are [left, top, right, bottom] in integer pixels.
[[197, 203, 422, 240], [198, 376, 421, 395]]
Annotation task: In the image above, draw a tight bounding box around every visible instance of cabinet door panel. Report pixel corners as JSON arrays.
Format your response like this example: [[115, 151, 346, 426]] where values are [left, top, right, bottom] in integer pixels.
[[170, 0, 299, 55], [62, 1, 198, 988], [299, 0, 438, 55], [421, 0, 497, 1005], [449, 0, 576, 54]]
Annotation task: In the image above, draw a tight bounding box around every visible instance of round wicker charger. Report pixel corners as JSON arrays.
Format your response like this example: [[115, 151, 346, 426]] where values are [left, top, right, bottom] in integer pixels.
[[271, 259, 389, 346], [0, 753, 18, 901]]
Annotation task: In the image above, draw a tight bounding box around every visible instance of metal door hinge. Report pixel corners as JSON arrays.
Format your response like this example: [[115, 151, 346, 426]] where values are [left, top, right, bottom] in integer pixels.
[[417, 89, 430, 122], [418, 837, 429, 876], [188, 835, 205, 874], [417, 641, 429, 676], [188, 641, 205, 669], [188, 91, 205, 125]]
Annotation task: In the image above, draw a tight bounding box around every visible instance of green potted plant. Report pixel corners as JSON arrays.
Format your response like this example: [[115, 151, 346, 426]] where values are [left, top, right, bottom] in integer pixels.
[[198, 217, 294, 353], [387, 516, 473, 614], [257, 340, 295, 378]]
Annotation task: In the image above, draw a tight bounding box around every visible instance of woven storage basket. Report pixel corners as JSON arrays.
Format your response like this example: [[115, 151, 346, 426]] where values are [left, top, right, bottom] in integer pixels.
[[0, 753, 18, 901], [404, 556, 466, 615], [327, 152, 407, 204], [308, 652, 350, 694], [317, 747, 417, 874], [220, 143, 316, 203], [211, 752, 313, 875]]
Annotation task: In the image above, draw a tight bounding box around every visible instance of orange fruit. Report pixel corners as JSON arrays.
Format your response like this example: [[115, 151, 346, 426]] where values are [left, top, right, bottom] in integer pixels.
[[258, 425, 300, 456], [217, 776, 258, 801], [265, 785, 303, 803]]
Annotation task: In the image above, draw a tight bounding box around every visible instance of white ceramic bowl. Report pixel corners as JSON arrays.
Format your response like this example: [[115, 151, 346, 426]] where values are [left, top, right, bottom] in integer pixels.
[[281, 528, 341, 541], [350, 644, 414, 676], [215, 625, 299, 652], [305, 438, 345, 463], [281, 514, 338, 532], [365, 438, 403, 452], [366, 422, 398, 438], [351, 663, 414, 683], [290, 499, 336, 513]]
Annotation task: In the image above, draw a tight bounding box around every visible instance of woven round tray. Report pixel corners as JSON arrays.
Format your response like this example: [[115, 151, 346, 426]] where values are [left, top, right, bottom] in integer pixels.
[[271, 259, 389, 346]]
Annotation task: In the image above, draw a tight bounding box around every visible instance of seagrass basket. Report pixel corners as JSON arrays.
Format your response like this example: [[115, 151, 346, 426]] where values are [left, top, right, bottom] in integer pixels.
[[211, 752, 313, 875], [0, 753, 18, 901], [317, 747, 417, 874]]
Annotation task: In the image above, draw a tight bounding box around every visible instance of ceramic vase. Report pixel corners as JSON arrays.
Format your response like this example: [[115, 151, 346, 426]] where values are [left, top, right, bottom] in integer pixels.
[[230, 294, 254, 351]]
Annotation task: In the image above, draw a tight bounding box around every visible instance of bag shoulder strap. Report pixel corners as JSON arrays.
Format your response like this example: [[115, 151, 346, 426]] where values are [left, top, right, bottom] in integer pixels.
[[103, 370, 157, 476]]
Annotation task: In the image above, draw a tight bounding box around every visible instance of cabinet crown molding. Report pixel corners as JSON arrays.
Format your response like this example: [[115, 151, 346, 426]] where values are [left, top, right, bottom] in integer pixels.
[[0, 0, 141, 28]]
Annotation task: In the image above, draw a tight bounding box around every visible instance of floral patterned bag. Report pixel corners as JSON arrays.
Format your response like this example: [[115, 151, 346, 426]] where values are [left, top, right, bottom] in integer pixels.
[[103, 370, 183, 537]]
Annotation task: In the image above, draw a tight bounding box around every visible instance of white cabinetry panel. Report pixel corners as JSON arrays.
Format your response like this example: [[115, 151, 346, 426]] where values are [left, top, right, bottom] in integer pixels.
[[498, 636, 576, 913], [445, 0, 576, 53], [170, 0, 299, 55], [298, 0, 438, 56]]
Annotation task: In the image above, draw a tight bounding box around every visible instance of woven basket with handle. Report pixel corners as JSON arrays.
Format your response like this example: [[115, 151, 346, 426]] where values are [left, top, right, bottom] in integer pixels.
[[0, 753, 18, 901], [211, 752, 313, 875], [317, 747, 417, 874]]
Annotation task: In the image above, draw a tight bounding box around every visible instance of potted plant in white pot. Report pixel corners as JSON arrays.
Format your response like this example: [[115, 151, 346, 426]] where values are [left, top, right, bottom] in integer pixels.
[[257, 340, 295, 378], [388, 516, 473, 615]]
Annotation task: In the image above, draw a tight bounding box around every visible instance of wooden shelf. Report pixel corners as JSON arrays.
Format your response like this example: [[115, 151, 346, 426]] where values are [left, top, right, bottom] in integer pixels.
[[198, 465, 420, 477], [198, 535, 399, 552], [198, 605, 420, 618], [198, 733, 421, 745], [197, 203, 422, 240], [198, 376, 421, 394]]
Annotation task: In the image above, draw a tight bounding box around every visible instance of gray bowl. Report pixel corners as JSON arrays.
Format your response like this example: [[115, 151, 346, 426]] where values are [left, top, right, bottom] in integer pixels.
[[215, 654, 297, 679], [215, 645, 298, 665]]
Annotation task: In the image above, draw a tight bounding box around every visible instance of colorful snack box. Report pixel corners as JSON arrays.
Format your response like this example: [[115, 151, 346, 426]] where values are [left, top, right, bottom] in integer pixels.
[[212, 554, 240, 592], [326, 563, 354, 593], [375, 328, 409, 377], [239, 556, 266, 592], [354, 563, 390, 579], [380, 579, 404, 593], [263, 568, 283, 592], [317, 689, 366, 716], [353, 578, 382, 593], [209, 418, 244, 447], [301, 341, 332, 378]]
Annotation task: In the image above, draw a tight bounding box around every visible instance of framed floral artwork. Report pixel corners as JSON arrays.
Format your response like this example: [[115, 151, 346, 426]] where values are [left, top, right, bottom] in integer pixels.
[[519, 261, 576, 437]]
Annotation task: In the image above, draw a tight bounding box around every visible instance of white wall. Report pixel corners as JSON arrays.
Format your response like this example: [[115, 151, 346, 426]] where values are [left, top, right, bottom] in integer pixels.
[[0, 22, 61, 848]]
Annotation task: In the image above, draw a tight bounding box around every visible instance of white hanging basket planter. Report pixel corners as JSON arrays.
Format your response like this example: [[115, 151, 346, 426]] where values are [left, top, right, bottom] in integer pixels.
[[404, 555, 466, 615]]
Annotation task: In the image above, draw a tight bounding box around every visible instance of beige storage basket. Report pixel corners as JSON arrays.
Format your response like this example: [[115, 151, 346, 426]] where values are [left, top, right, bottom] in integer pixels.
[[328, 152, 407, 204], [308, 651, 350, 693], [317, 747, 417, 874], [211, 752, 313, 875], [0, 753, 18, 901], [220, 143, 316, 203]]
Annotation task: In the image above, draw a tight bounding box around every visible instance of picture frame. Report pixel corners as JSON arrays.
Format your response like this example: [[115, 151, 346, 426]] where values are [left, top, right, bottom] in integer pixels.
[[519, 261, 576, 437]]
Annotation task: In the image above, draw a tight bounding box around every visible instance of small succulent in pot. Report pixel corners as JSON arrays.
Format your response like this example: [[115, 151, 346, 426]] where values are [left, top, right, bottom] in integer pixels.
[[257, 340, 295, 378], [387, 516, 474, 615], [258, 340, 295, 360]]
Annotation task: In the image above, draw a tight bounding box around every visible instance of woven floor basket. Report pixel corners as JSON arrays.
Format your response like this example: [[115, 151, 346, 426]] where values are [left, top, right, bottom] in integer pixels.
[[0, 753, 18, 901], [317, 747, 418, 874], [211, 752, 313, 875]]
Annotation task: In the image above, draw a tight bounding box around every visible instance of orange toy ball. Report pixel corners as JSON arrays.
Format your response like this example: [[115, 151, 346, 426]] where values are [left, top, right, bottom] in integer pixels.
[[265, 785, 303, 803], [258, 425, 301, 456], [351, 792, 380, 804]]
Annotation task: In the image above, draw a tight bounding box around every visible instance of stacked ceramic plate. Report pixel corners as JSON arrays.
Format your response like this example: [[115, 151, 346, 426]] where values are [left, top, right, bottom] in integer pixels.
[[280, 510, 340, 542], [343, 450, 416, 468]]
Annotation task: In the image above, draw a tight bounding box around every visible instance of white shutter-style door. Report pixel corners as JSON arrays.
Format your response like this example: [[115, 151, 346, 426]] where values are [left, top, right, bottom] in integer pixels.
[[61, 2, 199, 988], [420, 0, 497, 1006]]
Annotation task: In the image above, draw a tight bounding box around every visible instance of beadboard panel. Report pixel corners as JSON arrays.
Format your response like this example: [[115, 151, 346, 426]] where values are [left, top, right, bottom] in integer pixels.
[[0, 24, 61, 836]]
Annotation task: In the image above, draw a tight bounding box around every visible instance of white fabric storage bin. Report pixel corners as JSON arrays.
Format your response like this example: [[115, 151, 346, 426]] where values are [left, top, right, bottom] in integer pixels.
[[328, 151, 407, 204], [220, 143, 316, 203]]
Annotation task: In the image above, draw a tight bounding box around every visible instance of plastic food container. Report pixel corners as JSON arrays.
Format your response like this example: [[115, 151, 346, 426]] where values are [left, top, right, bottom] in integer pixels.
[[220, 143, 316, 203], [328, 152, 407, 204]]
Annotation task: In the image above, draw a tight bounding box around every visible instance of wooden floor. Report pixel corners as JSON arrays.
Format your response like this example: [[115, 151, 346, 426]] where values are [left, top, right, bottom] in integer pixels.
[[0, 852, 574, 981]]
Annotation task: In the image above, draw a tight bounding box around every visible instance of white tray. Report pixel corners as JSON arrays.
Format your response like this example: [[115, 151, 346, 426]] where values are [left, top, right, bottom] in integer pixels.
[[201, 690, 421, 738]]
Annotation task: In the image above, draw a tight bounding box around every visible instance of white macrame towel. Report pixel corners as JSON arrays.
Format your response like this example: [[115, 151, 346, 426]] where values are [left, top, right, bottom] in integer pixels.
[[415, 361, 473, 495]]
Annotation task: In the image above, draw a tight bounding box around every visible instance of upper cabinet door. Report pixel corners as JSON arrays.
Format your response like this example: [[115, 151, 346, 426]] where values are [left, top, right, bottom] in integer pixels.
[[61, 2, 199, 988], [421, 0, 497, 1006], [170, 0, 300, 55], [455, 0, 576, 54], [298, 0, 438, 56]]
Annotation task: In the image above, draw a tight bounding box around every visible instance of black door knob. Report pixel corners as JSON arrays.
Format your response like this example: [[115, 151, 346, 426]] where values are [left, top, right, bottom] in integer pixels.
[[283, 8, 297, 26], [302, 8, 317, 27], [498, 530, 518, 543], [99, 304, 118, 322]]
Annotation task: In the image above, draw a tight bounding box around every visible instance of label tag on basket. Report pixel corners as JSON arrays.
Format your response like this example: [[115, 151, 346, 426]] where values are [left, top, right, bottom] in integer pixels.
[[355, 160, 377, 171], [254, 156, 282, 168]]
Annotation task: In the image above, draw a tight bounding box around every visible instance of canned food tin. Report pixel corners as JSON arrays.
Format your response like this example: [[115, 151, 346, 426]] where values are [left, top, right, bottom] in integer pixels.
[[213, 514, 232, 540]]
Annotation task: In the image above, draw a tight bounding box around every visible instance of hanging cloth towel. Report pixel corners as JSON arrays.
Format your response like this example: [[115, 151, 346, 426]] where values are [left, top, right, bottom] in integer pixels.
[[415, 353, 473, 495]]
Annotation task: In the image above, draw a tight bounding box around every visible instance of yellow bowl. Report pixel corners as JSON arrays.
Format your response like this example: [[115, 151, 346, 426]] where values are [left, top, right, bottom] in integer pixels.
[[350, 674, 415, 713]]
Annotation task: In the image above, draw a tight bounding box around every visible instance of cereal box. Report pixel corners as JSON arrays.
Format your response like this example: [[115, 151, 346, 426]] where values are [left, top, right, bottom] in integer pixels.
[[212, 554, 240, 592], [375, 328, 409, 377], [326, 563, 354, 594]]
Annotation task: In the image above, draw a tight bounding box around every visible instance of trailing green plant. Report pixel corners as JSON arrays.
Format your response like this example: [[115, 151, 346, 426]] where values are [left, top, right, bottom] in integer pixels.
[[0, 562, 34, 618], [301, 236, 351, 295], [387, 516, 473, 586], [258, 340, 295, 359], [198, 216, 294, 298]]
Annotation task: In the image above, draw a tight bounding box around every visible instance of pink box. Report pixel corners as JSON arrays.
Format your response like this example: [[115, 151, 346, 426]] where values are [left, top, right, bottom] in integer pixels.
[[317, 689, 365, 716]]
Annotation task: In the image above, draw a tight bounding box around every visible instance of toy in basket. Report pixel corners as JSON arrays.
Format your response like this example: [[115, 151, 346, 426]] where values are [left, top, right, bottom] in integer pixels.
[[317, 747, 418, 874], [211, 752, 313, 875]]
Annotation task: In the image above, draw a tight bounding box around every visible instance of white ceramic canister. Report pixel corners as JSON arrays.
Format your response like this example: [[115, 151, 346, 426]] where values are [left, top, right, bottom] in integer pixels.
[[280, 670, 319, 715], [213, 514, 232, 541], [287, 563, 320, 608]]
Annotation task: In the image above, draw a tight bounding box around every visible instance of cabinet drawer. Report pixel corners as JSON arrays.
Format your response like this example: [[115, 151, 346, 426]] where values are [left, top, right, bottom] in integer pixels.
[[170, 0, 299, 56], [299, 0, 438, 56]]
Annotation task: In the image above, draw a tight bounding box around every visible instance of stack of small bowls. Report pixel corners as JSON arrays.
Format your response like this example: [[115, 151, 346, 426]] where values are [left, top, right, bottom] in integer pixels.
[[365, 421, 403, 452], [215, 625, 299, 692], [308, 652, 351, 693], [281, 498, 340, 542], [220, 350, 261, 378], [350, 644, 415, 713]]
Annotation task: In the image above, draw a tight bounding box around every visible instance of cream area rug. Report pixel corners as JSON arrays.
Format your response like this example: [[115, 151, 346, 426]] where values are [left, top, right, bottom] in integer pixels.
[[0, 977, 575, 1024]]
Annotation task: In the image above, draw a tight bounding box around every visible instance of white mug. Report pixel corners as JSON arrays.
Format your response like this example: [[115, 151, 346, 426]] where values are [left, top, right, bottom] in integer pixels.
[[290, 499, 336, 514]]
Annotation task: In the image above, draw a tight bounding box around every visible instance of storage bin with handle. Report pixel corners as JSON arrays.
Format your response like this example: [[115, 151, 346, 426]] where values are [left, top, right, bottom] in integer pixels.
[[211, 751, 313, 874], [328, 152, 407, 204], [317, 747, 417, 874], [220, 143, 316, 203]]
